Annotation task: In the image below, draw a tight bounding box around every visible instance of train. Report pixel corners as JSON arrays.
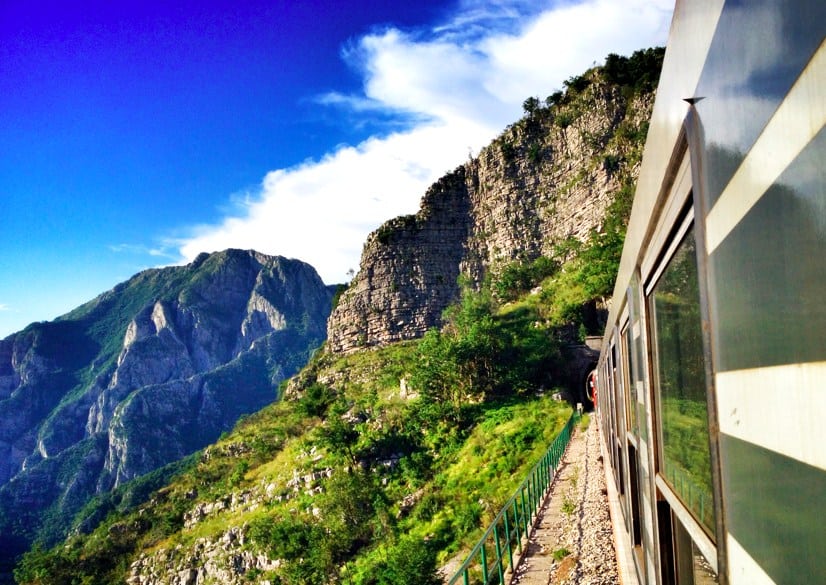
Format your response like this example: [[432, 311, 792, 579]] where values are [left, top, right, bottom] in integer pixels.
[[593, 1, 824, 584]]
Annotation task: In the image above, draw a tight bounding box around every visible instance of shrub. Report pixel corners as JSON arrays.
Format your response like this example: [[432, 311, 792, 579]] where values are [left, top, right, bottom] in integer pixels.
[[455, 501, 484, 533], [602, 154, 622, 175], [331, 284, 348, 309], [376, 225, 394, 245], [563, 73, 591, 93], [546, 91, 564, 106], [500, 140, 516, 162], [249, 514, 317, 561], [555, 111, 575, 129], [603, 47, 665, 93], [375, 537, 441, 585], [494, 256, 558, 301], [228, 460, 249, 487], [297, 383, 334, 417]]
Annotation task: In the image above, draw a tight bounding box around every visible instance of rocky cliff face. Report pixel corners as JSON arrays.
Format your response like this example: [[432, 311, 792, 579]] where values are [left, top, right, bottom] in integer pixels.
[[0, 250, 334, 563], [328, 69, 654, 353]]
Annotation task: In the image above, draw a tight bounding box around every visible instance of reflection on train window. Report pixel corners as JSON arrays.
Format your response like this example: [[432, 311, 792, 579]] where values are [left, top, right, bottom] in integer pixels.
[[649, 225, 715, 536], [626, 274, 647, 443], [623, 326, 638, 435]]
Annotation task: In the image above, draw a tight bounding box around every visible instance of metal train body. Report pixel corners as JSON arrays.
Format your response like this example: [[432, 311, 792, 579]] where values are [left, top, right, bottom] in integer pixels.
[[594, 2, 825, 584]]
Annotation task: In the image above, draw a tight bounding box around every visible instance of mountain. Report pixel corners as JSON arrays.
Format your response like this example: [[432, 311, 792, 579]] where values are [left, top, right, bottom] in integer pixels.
[[12, 48, 664, 585], [0, 249, 335, 573], [328, 48, 662, 353]]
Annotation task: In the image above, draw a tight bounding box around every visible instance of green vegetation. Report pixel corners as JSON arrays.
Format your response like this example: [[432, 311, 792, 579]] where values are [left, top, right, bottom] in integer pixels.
[[376, 215, 419, 245], [410, 278, 561, 417], [518, 48, 664, 123], [561, 495, 576, 516], [331, 283, 348, 309], [481, 187, 630, 344], [522, 96, 541, 115], [487, 48, 662, 334], [603, 47, 664, 94], [493, 256, 559, 302], [0, 249, 335, 570], [500, 140, 516, 162]]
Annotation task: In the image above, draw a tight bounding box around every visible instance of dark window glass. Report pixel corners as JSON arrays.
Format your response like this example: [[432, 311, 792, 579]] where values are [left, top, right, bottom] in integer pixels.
[[627, 275, 648, 443], [624, 327, 638, 435], [650, 225, 715, 536]]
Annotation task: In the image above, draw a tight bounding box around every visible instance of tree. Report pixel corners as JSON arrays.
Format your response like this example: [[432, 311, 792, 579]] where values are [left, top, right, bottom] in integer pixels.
[[317, 400, 360, 465], [409, 329, 464, 421], [411, 278, 559, 408], [375, 536, 441, 585], [522, 96, 541, 115]]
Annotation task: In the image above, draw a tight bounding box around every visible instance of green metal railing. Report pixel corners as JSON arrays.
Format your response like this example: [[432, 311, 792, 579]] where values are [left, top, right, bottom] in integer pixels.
[[447, 411, 579, 585]]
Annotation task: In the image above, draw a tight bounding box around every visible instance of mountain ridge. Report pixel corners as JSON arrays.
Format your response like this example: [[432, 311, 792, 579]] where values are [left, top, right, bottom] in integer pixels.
[[0, 249, 335, 573]]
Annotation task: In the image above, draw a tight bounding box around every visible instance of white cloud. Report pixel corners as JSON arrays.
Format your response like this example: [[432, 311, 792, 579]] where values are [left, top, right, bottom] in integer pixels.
[[177, 119, 493, 281], [0, 303, 10, 312], [315, 92, 386, 113], [110, 243, 178, 260], [174, 0, 673, 284], [480, 0, 672, 104]]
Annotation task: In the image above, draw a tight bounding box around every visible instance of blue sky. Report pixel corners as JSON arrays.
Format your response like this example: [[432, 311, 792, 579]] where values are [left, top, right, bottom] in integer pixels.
[[0, 0, 672, 338]]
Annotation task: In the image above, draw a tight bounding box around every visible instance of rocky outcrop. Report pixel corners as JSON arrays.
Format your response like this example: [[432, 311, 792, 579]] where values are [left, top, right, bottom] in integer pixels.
[[0, 250, 335, 562], [128, 526, 281, 585], [328, 74, 654, 353], [327, 170, 474, 351]]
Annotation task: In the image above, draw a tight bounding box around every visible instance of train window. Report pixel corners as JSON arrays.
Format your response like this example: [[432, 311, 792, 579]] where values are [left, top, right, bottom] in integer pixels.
[[657, 501, 676, 584], [627, 443, 645, 579], [622, 325, 637, 435], [626, 273, 647, 443], [648, 223, 715, 537], [672, 513, 719, 585]]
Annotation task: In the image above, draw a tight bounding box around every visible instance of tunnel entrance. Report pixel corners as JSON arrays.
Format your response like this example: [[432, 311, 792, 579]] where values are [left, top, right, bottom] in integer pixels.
[[559, 340, 599, 412]]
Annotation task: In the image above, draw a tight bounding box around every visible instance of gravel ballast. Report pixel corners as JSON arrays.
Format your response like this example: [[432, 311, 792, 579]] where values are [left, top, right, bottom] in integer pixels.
[[511, 420, 619, 585]]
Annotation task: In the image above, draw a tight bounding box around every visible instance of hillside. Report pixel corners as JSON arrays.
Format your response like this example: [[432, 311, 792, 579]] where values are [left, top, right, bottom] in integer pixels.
[[12, 48, 664, 584], [0, 250, 334, 576]]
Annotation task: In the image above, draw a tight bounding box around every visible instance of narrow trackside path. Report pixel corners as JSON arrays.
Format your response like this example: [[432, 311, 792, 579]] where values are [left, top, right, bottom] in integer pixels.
[[510, 421, 619, 585]]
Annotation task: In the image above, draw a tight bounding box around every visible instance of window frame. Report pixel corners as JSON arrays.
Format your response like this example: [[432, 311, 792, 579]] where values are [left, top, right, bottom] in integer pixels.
[[638, 146, 720, 579]]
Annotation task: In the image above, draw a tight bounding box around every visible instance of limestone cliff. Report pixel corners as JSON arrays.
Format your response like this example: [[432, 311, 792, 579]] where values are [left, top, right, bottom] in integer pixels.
[[0, 250, 334, 568], [328, 62, 656, 353]]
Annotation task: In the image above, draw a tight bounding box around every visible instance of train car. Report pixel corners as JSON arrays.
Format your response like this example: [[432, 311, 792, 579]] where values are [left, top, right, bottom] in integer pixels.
[[594, 1, 824, 584]]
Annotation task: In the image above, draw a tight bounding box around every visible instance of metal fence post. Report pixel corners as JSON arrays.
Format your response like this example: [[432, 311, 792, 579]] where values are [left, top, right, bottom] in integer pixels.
[[493, 524, 505, 584], [503, 506, 514, 571]]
